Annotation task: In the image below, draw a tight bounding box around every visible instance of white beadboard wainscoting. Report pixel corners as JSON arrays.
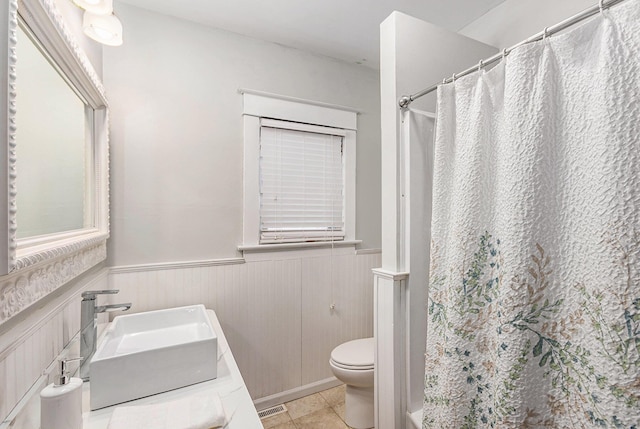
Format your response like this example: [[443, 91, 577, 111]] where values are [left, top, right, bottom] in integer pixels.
[[0, 267, 109, 424], [108, 249, 381, 404]]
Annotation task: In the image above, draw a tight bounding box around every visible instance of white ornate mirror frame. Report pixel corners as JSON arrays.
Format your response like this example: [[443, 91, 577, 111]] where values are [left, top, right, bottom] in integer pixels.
[[0, 0, 109, 324]]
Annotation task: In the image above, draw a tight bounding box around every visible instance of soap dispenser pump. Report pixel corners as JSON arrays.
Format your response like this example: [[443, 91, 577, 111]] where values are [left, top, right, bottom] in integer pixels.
[[40, 358, 83, 429]]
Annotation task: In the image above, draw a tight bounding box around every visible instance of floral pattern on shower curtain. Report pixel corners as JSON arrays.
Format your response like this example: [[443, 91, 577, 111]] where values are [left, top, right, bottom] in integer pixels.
[[423, 1, 640, 428]]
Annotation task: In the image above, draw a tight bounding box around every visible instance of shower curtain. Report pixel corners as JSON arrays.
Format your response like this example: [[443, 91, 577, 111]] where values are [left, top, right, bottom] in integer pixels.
[[423, 1, 640, 428]]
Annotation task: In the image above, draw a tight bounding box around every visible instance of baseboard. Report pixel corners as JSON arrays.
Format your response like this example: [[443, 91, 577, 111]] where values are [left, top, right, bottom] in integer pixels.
[[253, 377, 342, 411]]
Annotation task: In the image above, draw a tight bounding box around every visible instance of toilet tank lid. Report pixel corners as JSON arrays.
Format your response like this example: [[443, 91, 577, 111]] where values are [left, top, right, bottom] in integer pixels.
[[331, 337, 374, 367]]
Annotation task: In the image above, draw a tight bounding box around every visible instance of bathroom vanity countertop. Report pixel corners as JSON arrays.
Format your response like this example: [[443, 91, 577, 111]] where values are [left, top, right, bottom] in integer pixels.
[[83, 309, 263, 429]]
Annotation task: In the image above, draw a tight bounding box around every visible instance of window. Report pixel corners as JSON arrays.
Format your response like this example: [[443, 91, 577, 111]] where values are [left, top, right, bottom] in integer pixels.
[[240, 90, 357, 249], [259, 119, 345, 243]]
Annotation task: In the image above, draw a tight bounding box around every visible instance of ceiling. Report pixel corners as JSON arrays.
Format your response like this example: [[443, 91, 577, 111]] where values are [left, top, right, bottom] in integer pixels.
[[116, 0, 506, 69]]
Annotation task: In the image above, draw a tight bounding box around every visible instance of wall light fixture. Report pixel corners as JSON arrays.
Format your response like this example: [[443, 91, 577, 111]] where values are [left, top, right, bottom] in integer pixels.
[[73, 0, 113, 15], [83, 12, 123, 46], [72, 0, 123, 46]]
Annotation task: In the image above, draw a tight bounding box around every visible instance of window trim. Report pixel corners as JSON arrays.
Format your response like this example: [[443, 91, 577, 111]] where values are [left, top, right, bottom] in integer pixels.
[[240, 89, 357, 249]]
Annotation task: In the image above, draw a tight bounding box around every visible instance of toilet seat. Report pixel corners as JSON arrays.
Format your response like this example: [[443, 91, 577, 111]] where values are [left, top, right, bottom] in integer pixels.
[[330, 360, 374, 371], [330, 338, 374, 370]]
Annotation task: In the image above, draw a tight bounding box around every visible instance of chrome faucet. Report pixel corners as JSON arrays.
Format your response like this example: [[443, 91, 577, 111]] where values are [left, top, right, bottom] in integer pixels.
[[80, 290, 131, 381]]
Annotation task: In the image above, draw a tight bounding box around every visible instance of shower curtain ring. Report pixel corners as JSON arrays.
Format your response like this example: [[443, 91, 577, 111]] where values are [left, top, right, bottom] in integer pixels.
[[502, 48, 507, 60], [478, 59, 484, 71], [599, 0, 605, 13], [452, 72, 457, 82], [542, 27, 550, 40]]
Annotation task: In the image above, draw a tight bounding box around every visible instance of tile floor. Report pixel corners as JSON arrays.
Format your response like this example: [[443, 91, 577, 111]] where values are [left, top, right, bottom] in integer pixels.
[[259, 384, 357, 429]]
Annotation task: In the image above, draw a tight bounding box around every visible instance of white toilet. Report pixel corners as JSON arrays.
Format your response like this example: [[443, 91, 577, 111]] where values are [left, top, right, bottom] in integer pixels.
[[329, 337, 374, 429]]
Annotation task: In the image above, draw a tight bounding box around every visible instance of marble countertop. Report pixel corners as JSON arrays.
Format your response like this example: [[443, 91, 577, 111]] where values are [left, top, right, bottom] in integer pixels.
[[1, 309, 263, 429], [83, 309, 263, 429]]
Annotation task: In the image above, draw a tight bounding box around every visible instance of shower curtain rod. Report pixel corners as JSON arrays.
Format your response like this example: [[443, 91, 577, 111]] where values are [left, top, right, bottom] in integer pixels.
[[398, 0, 628, 108]]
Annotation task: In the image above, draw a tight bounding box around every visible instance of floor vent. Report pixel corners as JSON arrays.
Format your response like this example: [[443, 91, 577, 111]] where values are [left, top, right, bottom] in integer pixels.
[[257, 404, 287, 419]]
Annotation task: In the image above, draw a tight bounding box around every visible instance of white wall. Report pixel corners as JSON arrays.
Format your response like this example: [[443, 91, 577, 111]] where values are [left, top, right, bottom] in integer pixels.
[[460, 0, 594, 48], [104, 3, 381, 267], [101, 2, 381, 406]]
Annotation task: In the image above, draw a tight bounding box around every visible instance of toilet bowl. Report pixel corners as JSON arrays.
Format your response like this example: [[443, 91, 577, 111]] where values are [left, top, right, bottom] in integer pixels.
[[329, 337, 374, 429]]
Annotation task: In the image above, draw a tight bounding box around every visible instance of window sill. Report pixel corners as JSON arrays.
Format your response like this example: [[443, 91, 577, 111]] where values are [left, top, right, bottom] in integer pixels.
[[238, 240, 361, 253], [238, 240, 362, 258]]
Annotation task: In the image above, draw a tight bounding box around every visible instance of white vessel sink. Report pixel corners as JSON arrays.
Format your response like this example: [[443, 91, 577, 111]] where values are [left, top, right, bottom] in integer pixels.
[[90, 304, 218, 410]]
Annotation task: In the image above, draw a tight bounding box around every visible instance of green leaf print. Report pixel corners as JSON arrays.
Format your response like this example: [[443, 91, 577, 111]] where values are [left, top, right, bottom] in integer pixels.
[[424, 231, 640, 429]]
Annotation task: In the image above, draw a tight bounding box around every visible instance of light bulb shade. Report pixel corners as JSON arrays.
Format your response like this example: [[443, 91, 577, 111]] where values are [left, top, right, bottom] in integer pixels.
[[83, 12, 123, 46], [73, 0, 113, 15]]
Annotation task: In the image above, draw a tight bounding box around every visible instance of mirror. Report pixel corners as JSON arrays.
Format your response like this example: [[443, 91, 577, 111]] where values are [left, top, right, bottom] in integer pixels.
[[15, 23, 90, 239], [0, 0, 109, 324]]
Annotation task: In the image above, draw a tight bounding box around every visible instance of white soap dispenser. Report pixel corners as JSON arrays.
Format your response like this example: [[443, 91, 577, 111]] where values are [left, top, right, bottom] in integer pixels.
[[40, 358, 83, 429]]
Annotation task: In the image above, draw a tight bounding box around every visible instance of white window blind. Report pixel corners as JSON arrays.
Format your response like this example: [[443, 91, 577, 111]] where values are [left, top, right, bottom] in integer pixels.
[[259, 120, 345, 244]]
